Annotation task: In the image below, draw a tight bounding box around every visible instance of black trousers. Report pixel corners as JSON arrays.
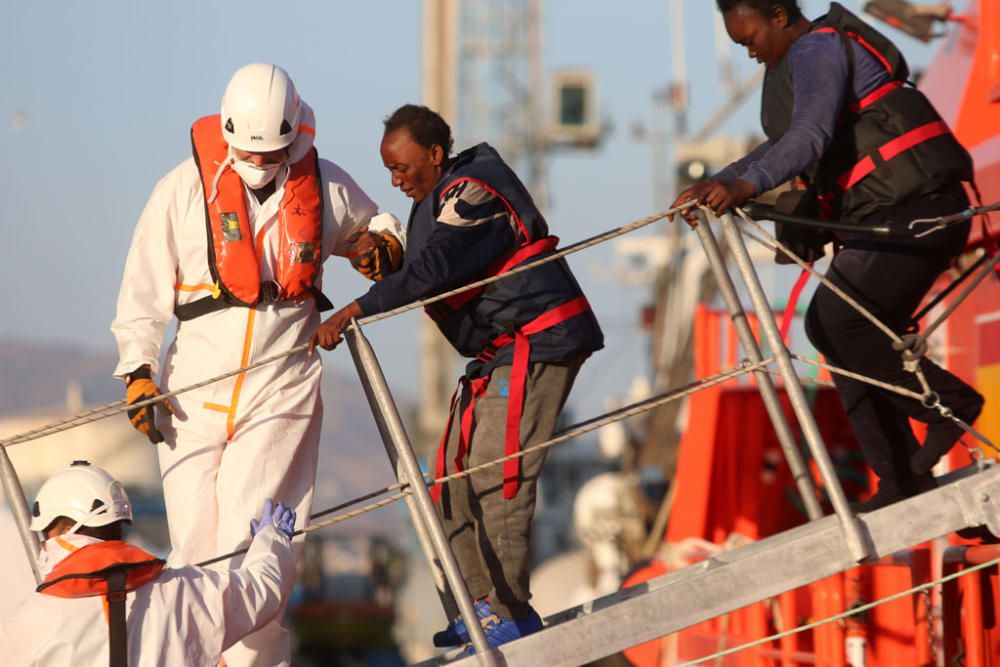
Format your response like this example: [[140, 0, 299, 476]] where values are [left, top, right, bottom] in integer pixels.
[[804, 192, 984, 497]]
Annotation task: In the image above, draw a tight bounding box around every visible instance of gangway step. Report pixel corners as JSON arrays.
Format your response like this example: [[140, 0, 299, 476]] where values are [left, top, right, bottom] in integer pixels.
[[423, 461, 1000, 667]]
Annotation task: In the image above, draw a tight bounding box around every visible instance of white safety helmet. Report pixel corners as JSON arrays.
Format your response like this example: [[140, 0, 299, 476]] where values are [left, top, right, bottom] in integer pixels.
[[220, 63, 302, 152], [30, 461, 132, 533]]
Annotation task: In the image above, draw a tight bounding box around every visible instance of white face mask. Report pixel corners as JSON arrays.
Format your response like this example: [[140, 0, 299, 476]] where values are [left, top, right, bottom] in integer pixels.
[[231, 156, 283, 189]]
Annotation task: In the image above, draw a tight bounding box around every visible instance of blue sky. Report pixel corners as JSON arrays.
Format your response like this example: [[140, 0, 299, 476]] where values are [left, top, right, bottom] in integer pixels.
[[0, 0, 938, 414]]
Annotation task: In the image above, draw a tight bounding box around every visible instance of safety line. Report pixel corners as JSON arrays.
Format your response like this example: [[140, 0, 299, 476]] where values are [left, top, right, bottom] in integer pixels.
[[357, 202, 696, 326], [735, 209, 1000, 453], [733, 208, 902, 345], [731, 208, 997, 454], [918, 247, 1000, 342], [789, 355, 924, 402], [194, 358, 771, 567], [1, 344, 310, 446], [675, 555, 1000, 667], [910, 247, 990, 324], [1, 203, 696, 449]]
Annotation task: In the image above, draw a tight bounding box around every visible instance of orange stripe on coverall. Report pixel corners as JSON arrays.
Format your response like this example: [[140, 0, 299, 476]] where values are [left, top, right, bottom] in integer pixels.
[[174, 282, 217, 293], [224, 217, 279, 440], [226, 308, 256, 440]]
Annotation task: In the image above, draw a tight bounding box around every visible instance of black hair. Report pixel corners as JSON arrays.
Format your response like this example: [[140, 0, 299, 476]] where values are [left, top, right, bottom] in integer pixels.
[[383, 104, 454, 155], [715, 0, 803, 23]]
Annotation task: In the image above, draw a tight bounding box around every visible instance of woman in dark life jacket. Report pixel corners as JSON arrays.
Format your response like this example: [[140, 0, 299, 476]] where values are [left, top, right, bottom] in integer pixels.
[[671, 0, 984, 512]]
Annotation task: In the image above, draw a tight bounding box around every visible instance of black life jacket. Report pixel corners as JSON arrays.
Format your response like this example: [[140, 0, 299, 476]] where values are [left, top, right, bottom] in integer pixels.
[[761, 2, 973, 223], [405, 142, 603, 372]]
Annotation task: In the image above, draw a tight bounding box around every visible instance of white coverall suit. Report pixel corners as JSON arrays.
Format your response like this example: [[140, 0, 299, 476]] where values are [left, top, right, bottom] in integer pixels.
[[111, 107, 401, 666], [0, 526, 294, 666]]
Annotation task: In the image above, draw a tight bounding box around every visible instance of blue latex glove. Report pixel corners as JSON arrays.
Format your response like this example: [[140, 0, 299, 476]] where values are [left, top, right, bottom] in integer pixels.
[[250, 498, 297, 540]]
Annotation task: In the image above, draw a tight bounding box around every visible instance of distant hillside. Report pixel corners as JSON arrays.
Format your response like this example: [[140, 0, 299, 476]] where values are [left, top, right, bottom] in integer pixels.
[[0, 338, 412, 534], [0, 340, 121, 416]]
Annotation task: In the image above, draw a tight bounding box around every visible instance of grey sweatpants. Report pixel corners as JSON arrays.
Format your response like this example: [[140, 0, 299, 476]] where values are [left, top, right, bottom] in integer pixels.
[[437, 357, 583, 620]]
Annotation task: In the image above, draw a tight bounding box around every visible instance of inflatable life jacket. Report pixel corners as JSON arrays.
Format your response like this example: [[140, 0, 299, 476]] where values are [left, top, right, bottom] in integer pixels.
[[180, 114, 326, 320], [761, 2, 973, 223], [37, 541, 165, 667]]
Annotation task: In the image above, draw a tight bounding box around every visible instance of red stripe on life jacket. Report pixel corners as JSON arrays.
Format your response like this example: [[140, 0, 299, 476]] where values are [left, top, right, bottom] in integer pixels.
[[837, 155, 877, 191], [835, 121, 952, 192], [437, 236, 559, 312], [848, 80, 903, 113], [429, 295, 592, 502], [879, 120, 950, 162], [812, 27, 894, 75]]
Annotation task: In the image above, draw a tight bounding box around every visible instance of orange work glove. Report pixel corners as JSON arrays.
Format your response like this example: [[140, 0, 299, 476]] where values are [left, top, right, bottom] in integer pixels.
[[346, 230, 404, 281], [125, 366, 174, 444]]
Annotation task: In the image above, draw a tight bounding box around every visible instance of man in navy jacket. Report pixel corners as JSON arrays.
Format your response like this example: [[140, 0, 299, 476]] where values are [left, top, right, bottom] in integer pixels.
[[313, 104, 603, 652]]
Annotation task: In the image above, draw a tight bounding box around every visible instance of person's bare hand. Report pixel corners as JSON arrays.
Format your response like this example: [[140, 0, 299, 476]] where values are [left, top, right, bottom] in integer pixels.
[[669, 179, 757, 223], [309, 301, 363, 354], [700, 179, 756, 216], [670, 182, 715, 224]]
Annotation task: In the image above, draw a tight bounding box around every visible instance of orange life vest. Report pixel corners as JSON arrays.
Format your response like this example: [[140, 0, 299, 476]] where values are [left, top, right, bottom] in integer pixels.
[[37, 540, 165, 667], [189, 114, 323, 310], [37, 540, 164, 598]]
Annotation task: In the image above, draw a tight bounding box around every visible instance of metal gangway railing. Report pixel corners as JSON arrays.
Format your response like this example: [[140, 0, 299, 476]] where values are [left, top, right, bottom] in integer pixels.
[[2, 201, 1000, 666]]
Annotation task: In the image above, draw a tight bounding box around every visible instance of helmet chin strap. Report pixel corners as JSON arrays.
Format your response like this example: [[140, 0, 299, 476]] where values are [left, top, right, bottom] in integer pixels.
[[64, 504, 112, 536]]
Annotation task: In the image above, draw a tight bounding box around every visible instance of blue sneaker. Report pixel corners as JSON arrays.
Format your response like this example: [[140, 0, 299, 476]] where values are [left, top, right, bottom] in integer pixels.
[[433, 598, 493, 647], [461, 608, 543, 655]]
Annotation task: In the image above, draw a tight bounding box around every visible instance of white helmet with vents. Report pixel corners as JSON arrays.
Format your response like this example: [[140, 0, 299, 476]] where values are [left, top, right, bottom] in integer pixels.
[[30, 461, 132, 533], [220, 63, 302, 152]]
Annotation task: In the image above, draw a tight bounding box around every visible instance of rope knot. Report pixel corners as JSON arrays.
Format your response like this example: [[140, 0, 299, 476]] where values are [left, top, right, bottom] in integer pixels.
[[892, 333, 927, 365]]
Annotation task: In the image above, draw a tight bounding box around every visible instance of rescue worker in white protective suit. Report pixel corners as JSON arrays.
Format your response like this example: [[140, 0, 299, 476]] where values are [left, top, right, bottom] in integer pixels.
[[110, 63, 404, 666], [0, 461, 298, 666]]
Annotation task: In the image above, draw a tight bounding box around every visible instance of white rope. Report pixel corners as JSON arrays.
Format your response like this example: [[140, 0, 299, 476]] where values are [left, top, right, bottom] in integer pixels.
[[733, 208, 902, 344], [358, 203, 696, 325], [2, 203, 697, 449], [734, 209, 998, 454], [196, 358, 770, 567]]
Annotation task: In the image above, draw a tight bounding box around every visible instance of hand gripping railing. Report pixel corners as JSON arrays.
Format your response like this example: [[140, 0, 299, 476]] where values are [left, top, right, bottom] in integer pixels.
[[693, 208, 870, 561]]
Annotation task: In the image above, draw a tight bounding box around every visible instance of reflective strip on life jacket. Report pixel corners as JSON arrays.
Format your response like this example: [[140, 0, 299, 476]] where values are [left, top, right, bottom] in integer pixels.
[[429, 295, 591, 502]]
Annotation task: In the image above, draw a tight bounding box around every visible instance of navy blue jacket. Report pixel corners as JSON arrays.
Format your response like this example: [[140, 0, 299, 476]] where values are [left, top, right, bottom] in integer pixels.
[[357, 143, 603, 378]]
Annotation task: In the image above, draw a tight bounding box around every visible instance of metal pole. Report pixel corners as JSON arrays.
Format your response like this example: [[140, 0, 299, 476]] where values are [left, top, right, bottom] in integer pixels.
[[715, 210, 870, 561], [0, 442, 42, 584], [692, 211, 823, 520], [348, 349, 460, 622], [345, 323, 500, 663]]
